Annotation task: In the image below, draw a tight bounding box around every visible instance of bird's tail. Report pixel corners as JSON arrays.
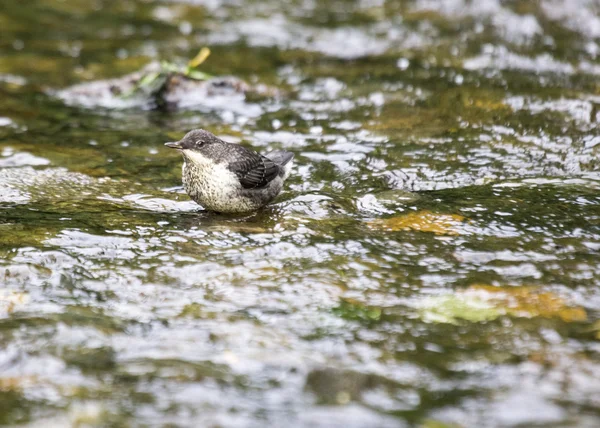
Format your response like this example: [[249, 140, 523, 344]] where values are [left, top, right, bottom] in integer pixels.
[[265, 151, 294, 180], [265, 150, 294, 166]]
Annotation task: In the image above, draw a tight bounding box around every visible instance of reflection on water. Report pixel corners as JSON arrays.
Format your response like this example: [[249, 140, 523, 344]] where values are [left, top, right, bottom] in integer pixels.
[[1, 0, 600, 426]]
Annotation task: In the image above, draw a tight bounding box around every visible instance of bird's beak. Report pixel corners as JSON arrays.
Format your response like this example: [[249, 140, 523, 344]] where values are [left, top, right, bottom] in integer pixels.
[[164, 141, 183, 149]]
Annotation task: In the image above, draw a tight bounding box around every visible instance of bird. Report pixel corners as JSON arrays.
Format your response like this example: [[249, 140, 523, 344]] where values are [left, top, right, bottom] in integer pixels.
[[165, 129, 294, 213]]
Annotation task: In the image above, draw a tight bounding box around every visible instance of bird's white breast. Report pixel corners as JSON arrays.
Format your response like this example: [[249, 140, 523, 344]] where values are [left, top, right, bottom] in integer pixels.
[[183, 151, 238, 185], [182, 150, 257, 212]]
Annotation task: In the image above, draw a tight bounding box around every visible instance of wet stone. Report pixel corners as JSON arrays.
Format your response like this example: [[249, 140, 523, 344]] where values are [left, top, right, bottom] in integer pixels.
[[62, 346, 117, 373], [52, 62, 262, 112], [305, 367, 394, 406]]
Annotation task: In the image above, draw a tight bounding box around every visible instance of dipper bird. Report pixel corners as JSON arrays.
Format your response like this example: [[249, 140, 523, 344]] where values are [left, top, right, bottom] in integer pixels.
[[165, 129, 294, 213]]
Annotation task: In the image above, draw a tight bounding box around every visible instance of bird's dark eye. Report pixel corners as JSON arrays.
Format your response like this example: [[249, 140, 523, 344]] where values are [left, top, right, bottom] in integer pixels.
[[195, 140, 204, 147]]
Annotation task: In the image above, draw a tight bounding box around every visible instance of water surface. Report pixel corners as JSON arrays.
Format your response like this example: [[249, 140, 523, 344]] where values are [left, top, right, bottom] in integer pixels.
[[1, 0, 600, 426]]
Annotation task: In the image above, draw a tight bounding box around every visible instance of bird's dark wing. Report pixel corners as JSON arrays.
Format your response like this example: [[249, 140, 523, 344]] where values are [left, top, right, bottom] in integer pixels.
[[227, 147, 280, 189]]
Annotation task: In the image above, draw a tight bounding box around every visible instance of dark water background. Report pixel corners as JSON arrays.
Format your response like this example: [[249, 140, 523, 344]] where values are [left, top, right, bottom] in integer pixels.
[[1, 0, 600, 426]]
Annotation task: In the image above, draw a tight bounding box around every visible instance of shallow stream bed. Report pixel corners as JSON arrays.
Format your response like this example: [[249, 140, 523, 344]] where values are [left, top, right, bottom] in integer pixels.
[[1, 0, 600, 426]]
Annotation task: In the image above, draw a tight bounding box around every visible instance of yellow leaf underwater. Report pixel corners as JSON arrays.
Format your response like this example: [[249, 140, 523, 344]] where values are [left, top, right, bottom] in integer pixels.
[[368, 211, 465, 235], [0, 290, 30, 316], [469, 285, 587, 323], [419, 285, 586, 324], [0, 375, 37, 391]]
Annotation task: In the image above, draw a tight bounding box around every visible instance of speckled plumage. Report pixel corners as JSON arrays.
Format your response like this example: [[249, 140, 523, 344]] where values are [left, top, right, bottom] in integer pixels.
[[165, 129, 294, 213]]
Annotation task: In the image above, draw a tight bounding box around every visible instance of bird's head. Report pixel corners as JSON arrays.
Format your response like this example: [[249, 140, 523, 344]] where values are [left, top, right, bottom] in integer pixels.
[[165, 129, 224, 165], [164, 129, 221, 152]]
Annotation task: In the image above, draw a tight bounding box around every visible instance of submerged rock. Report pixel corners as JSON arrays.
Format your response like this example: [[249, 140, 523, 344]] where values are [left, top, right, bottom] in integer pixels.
[[52, 62, 266, 113], [0, 166, 102, 204]]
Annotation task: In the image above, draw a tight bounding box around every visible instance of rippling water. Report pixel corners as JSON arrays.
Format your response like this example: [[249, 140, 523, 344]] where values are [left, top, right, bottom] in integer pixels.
[[1, 0, 600, 426]]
